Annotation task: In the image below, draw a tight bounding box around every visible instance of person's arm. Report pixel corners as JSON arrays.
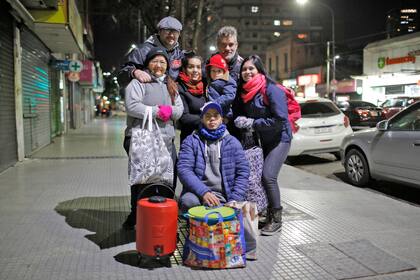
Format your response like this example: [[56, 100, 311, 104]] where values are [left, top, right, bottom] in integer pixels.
[[170, 93, 184, 121], [118, 45, 151, 87], [253, 84, 288, 132], [177, 137, 211, 197], [228, 138, 250, 202], [125, 80, 158, 119], [217, 78, 237, 111]]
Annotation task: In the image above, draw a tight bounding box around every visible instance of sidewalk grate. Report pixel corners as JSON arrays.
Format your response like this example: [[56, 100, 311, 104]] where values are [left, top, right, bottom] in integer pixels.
[[332, 239, 416, 275], [296, 240, 416, 279], [296, 242, 376, 279]]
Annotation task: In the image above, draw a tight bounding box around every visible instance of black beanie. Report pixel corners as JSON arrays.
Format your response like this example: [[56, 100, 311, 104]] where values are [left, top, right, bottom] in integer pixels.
[[145, 47, 170, 67]]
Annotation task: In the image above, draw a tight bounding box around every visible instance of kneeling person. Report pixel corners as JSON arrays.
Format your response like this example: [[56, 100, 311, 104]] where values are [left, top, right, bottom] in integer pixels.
[[177, 102, 250, 212]]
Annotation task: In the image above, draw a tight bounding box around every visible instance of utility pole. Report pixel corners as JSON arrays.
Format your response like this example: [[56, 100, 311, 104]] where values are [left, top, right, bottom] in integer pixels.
[[326, 41, 330, 99]]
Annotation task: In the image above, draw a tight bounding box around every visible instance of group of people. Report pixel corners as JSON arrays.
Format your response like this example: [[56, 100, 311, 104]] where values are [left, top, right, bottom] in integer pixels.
[[120, 16, 292, 236]]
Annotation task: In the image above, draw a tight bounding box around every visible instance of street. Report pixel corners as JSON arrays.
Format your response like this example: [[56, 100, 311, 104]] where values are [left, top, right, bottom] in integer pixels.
[[289, 153, 420, 206]]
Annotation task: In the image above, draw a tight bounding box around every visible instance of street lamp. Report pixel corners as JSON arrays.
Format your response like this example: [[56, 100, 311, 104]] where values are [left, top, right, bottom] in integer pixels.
[[296, 0, 336, 101]]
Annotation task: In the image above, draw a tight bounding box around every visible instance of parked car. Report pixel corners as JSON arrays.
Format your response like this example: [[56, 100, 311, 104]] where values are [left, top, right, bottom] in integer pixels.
[[381, 96, 420, 119], [341, 101, 420, 188], [336, 100, 384, 128], [288, 98, 353, 159]]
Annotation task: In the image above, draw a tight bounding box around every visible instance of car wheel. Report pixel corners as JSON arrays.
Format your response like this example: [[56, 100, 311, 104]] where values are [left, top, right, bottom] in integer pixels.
[[344, 149, 370, 187]]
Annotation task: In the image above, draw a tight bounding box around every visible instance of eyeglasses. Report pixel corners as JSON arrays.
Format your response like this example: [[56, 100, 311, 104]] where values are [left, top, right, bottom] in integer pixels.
[[161, 29, 180, 35]]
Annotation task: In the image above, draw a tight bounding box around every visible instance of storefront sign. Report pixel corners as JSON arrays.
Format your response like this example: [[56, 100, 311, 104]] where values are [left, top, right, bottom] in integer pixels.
[[69, 60, 83, 73], [378, 55, 416, 69], [79, 60, 94, 85], [297, 74, 320, 86], [282, 78, 297, 88]]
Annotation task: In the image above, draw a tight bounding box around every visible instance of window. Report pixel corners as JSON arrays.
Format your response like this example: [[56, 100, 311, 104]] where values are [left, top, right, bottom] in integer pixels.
[[269, 57, 272, 72], [389, 106, 420, 131], [282, 19, 293, 26], [274, 20, 281, 26], [252, 33, 258, 38], [273, 32, 281, 37], [300, 102, 341, 118], [275, 55, 279, 76], [253, 45, 258, 51], [251, 6, 259, 13]]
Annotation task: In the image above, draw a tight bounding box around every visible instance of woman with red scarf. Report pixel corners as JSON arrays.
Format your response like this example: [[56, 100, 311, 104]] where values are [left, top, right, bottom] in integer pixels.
[[177, 53, 206, 143], [233, 55, 292, 236]]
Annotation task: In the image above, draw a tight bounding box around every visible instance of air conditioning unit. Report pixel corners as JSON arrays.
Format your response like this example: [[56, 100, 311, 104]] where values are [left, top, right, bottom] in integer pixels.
[[21, 0, 58, 10]]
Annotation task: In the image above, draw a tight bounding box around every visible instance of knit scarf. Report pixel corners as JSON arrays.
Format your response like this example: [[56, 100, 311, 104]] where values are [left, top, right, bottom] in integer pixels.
[[198, 123, 226, 141], [241, 74, 266, 103], [178, 71, 204, 96]]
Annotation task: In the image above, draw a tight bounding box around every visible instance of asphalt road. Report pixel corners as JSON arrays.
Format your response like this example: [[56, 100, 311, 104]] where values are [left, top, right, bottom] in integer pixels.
[[289, 153, 420, 207]]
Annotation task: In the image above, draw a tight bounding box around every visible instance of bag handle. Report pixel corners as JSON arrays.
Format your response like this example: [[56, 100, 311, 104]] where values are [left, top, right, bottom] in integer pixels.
[[204, 211, 224, 224], [141, 106, 153, 131]]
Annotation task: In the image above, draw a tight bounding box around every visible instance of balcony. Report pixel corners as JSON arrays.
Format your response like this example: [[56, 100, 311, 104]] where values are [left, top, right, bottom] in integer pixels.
[[27, 0, 84, 54]]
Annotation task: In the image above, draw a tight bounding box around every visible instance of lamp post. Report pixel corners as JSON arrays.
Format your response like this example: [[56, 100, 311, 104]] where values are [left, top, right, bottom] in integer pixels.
[[296, 0, 336, 101]]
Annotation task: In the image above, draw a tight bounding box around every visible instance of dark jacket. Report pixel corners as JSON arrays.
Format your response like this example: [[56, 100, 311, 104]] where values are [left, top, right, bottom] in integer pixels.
[[206, 77, 237, 118], [177, 80, 206, 143], [177, 132, 250, 202], [119, 35, 184, 87], [236, 82, 292, 150], [227, 52, 243, 83]]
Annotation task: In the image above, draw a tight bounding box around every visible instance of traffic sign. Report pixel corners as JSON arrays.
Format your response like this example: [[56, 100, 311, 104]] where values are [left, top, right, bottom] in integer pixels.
[[68, 72, 80, 82], [52, 60, 70, 71], [69, 60, 83, 73]]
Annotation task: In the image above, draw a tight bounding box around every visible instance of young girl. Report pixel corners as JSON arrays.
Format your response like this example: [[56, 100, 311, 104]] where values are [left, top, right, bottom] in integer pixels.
[[234, 55, 292, 235]]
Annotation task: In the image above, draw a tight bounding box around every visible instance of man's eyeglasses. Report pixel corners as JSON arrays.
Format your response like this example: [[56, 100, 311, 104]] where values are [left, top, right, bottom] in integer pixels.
[[161, 29, 180, 35]]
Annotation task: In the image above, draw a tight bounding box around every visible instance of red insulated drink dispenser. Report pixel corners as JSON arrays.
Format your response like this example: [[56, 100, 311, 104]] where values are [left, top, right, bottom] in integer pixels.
[[136, 196, 178, 260]]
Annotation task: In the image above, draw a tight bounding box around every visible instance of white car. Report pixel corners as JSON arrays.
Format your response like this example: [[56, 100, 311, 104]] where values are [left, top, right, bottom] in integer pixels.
[[289, 98, 353, 159]]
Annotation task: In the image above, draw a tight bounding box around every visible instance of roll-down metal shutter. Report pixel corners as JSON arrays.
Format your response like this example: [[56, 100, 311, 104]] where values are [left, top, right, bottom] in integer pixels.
[[21, 28, 51, 156], [0, 3, 18, 172]]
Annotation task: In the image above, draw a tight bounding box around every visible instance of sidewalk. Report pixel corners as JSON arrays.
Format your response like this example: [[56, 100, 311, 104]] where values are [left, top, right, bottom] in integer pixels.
[[0, 116, 419, 280]]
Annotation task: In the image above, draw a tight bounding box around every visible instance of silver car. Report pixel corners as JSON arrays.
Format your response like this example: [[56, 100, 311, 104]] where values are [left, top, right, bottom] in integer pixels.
[[341, 101, 420, 188]]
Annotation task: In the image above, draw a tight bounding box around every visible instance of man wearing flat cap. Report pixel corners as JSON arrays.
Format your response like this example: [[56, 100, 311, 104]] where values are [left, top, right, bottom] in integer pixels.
[[119, 16, 185, 157], [119, 16, 184, 86]]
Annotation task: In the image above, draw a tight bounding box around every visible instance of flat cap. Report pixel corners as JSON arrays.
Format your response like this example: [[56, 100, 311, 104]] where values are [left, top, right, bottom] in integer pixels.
[[157, 16, 182, 31]]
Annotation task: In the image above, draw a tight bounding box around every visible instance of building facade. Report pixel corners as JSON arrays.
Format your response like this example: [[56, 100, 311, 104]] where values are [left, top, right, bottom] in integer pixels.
[[355, 32, 420, 105], [0, 0, 101, 173]]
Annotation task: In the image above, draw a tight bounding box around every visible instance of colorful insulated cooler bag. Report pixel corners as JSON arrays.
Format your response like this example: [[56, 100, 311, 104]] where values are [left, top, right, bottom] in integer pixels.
[[183, 206, 246, 269]]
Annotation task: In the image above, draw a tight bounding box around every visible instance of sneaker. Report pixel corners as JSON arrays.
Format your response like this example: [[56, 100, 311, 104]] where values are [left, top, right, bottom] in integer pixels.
[[260, 221, 282, 236], [260, 208, 282, 236]]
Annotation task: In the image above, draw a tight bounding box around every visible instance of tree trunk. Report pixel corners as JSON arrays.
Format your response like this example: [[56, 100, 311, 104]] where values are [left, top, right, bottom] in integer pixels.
[[192, 0, 204, 52]]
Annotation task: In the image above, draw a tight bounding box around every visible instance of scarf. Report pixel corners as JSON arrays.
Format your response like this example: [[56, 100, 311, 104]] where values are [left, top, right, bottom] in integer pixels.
[[241, 74, 266, 103], [178, 71, 204, 96], [198, 123, 226, 141]]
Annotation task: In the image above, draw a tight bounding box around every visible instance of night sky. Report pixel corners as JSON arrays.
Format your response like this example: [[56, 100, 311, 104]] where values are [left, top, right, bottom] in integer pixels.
[[92, 0, 420, 72]]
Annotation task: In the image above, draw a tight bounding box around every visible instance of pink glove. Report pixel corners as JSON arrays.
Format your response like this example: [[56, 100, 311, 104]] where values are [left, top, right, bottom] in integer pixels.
[[157, 105, 172, 122]]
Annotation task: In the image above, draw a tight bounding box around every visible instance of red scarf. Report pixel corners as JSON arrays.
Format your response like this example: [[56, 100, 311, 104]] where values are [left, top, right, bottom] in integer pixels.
[[241, 74, 266, 103], [178, 71, 204, 96]]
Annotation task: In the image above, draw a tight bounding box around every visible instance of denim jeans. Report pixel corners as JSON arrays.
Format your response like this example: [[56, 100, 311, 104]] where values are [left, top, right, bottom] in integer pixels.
[[262, 142, 291, 209]]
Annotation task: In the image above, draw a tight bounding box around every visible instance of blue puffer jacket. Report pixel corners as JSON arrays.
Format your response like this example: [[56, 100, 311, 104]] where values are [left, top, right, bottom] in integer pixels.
[[177, 132, 250, 202], [207, 77, 237, 118]]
